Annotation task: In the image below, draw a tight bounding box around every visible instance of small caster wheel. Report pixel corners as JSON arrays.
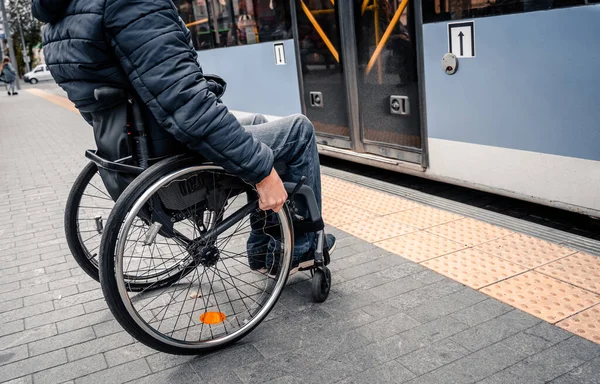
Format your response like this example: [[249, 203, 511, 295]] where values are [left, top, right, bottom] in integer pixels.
[[311, 267, 331, 303]]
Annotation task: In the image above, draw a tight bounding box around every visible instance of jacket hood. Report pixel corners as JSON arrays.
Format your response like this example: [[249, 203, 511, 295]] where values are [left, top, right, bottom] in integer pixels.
[[32, 0, 72, 23]]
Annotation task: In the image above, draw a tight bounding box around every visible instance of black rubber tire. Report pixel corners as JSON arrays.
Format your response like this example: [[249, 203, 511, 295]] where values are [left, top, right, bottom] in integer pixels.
[[99, 154, 294, 354], [311, 267, 331, 303], [64, 161, 104, 282], [30, 78, 38, 84]]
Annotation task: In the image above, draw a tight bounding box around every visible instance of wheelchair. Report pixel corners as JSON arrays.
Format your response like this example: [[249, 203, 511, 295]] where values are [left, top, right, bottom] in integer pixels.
[[64, 86, 333, 354]]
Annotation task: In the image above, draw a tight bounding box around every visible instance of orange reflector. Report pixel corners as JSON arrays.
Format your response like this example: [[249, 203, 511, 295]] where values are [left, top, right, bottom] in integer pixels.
[[200, 312, 226, 325]]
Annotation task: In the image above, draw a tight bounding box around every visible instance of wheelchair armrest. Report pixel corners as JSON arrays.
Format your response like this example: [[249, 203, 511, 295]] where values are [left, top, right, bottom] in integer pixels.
[[85, 150, 144, 175], [283, 182, 322, 222], [94, 87, 126, 103]]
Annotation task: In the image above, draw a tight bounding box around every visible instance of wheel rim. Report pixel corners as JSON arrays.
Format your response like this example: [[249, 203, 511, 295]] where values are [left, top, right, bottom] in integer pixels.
[[113, 165, 292, 349], [75, 168, 114, 269]]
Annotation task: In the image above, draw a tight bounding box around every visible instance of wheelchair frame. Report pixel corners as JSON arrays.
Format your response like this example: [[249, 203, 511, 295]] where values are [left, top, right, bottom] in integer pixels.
[[67, 87, 333, 353]]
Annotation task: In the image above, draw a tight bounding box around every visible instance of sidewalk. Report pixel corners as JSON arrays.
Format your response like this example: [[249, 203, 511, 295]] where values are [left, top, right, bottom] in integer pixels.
[[0, 89, 598, 384]]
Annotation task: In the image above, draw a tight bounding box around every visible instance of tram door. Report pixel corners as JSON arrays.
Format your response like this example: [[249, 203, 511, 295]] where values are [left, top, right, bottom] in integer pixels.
[[293, 0, 423, 163]]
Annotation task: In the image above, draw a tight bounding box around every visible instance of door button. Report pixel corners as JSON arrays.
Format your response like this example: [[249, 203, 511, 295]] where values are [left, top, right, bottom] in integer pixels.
[[390, 95, 410, 116], [310, 92, 323, 108]]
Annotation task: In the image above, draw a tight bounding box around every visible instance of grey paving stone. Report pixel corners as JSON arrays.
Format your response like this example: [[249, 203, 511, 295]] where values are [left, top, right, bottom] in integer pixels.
[[0, 349, 67, 383], [332, 272, 392, 295], [299, 328, 372, 360], [395, 316, 471, 357], [28, 327, 96, 357], [398, 339, 470, 376], [54, 289, 104, 310], [0, 300, 54, 324], [48, 273, 93, 290], [19, 256, 66, 273], [74, 358, 151, 384], [22, 285, 78, 307], [549, 356, 600, 384], [252, 308, 370, 358], [92, 319, 123, 338], [32, 354, 107, 384], [1, 255, 41, 271], [190, 344, 265, 379], [127, 364, 202, 384], [66, 331, 135, 361], [450, 310, 542, 352], [19, 270, 72, 288], [56, 308, 113, 333], [43, 260, 80, 274], [356, 311, 421, 342], [386, 279, 465, 312], [409, 270, 450, 285], [0, 320, 24, 338], [0, 324, 57, 349], [332, 334, 412, 372], [483, 336, 600, 384], [263, 376, 305, 384], [0, 344, 29, 367], [25, 304, 85, 329], [104, 342, 158, 367], [501, 321, 573, 356], [450, 298, 514, 327], [405, 288, 488, 323], [0, 298, 24, 314], [82, 298, 107, 313], [336, 253, 407, 281], [318, 290, 380, 317], [366, 277, 424, 300], [341, 360, 416, 384], [2, 375, 33, 384], [145, 353, 196, 373], [406, 342, 528, 384]]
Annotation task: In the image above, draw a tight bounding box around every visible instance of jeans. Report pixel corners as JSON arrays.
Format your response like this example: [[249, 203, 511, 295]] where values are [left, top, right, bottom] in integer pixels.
[[239, 113, 321, 265], [5, 81, 15, 94]]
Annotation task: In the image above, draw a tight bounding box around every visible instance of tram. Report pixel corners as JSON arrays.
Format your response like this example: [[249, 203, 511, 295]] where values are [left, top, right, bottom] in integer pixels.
[[175, 0, 600, 217]]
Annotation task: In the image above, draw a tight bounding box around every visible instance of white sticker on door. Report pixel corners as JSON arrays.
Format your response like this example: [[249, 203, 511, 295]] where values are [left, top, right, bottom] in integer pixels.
[[274, 43, 286, 65], [448, 21, 475, 58]]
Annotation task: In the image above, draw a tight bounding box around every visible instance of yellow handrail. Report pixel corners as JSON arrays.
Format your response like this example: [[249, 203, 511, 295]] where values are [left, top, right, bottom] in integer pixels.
[[300, 0, 340, 63], [361, 0, 371, 15], [185, 18, 209, 28], [365, 0, 408, 75]]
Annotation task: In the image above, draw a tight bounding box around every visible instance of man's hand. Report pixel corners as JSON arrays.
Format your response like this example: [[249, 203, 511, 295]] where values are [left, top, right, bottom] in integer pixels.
[[256, 168, 288, 213]]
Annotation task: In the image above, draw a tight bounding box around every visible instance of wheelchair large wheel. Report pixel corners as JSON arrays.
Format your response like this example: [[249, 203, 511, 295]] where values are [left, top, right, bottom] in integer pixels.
[[64, 161, 114, 282], [99, 155, 294, 354]]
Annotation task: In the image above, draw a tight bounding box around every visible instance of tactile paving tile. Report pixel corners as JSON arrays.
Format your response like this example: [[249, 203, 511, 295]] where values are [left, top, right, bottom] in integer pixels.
[[481, 271, 600, 323], [387, 206, 463, 229], [475, 233, 577, 269], [375, 231, 467, 263], [422, 248, 527, 289], [536, 253, 600, 294], [557, 304, 600, 344], [321, 197, 379, 228], [426, 218, 514, 247], [338, 215, 418, 243], [321, 176, 420, 214]]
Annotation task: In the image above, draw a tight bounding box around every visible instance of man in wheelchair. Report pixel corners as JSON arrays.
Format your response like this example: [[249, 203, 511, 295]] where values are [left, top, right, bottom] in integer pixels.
[[33, 0, 335, 277]]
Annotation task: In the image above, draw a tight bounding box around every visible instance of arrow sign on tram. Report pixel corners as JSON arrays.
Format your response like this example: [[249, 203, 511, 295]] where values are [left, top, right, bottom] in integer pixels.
[[448, 21, 475, 58]]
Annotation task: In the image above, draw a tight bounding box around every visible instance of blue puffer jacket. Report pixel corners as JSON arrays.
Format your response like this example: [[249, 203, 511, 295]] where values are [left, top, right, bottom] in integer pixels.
[[32, 0, 274, 184]]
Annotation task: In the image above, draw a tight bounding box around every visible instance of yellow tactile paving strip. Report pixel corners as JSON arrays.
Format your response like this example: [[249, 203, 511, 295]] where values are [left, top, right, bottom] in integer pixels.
[[26, 88, 79, 114], [321, 175, 600, 344], [28, 90, 600, 344], [423, 248, 528, 290]]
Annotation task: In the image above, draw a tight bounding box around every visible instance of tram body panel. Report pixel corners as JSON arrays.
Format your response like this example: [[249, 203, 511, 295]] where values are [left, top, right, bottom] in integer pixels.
[[422, 5, 600, 215], [174, 1, 600, 217]]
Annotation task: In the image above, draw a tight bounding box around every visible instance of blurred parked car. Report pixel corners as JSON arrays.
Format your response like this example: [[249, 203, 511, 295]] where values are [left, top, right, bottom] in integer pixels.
[[24, 64, 53, 84]]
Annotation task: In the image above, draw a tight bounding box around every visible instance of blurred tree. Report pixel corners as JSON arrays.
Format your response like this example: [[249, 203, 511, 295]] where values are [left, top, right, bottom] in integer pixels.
[[5, 0, 42, 73]]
